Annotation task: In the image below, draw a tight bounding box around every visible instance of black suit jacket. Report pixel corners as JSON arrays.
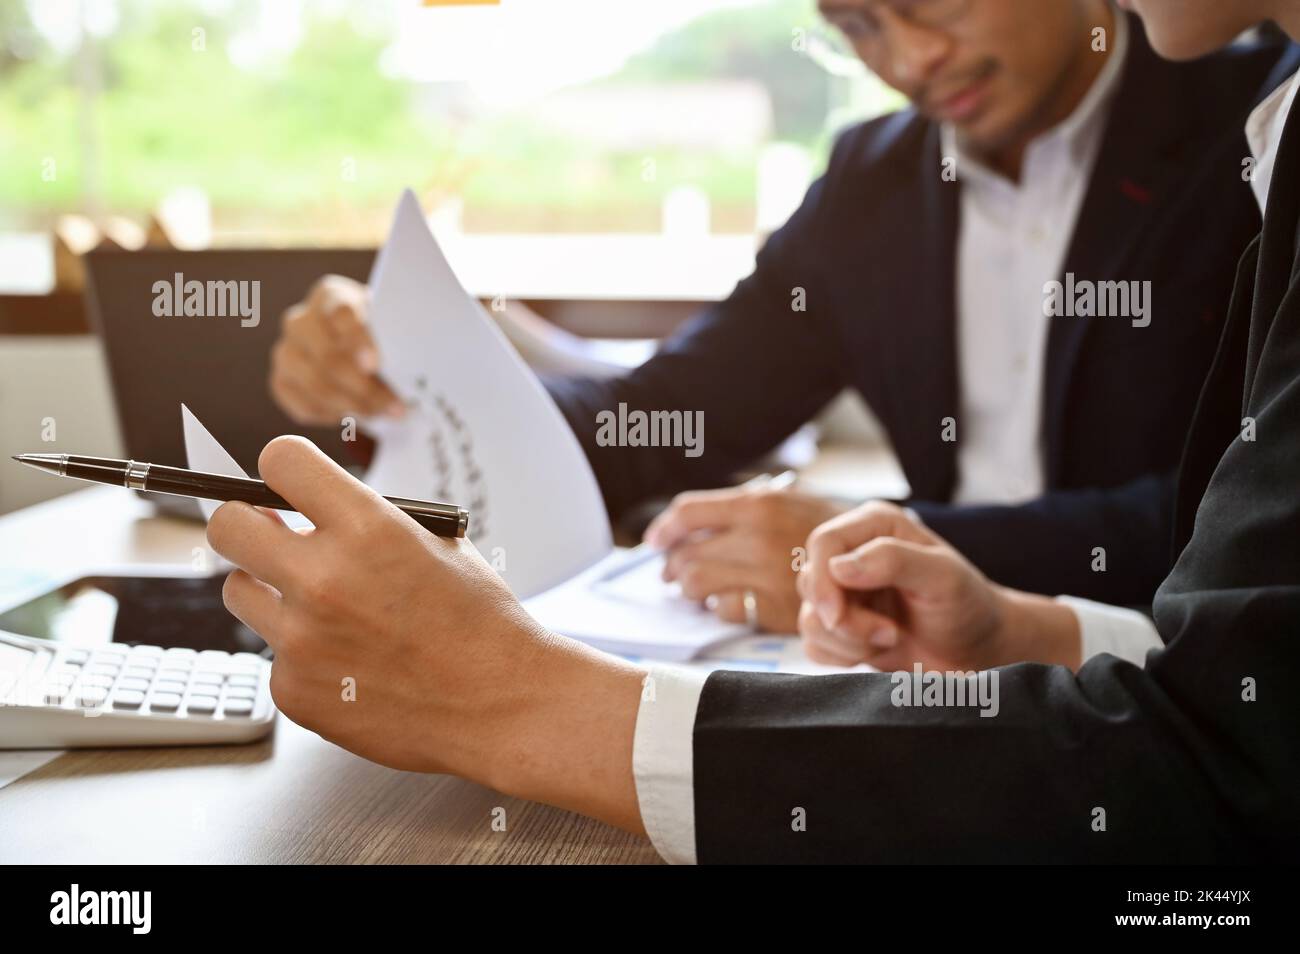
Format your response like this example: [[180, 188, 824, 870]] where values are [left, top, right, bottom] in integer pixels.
[[689, 53, 1300, 864], [548, 18, 1283, 606]]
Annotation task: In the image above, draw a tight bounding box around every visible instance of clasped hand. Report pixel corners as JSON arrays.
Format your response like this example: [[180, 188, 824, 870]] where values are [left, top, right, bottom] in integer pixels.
[[795, 501, 1082, 672]]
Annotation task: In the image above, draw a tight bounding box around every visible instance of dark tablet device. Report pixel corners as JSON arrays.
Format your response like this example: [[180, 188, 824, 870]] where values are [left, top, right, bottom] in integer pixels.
[[0, 575, 268, 657]]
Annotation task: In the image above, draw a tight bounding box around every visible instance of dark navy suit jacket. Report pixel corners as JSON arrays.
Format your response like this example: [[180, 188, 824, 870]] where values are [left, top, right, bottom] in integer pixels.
[[547, 17, 1286, 607]]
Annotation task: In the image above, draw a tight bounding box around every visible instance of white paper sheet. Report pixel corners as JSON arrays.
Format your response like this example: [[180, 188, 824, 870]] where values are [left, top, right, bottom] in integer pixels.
[[523, 548, 754, 662], [686, 634, 870, 675], [0, 749, 62, 790], [182, 403, 311, 532], [491, 299, 656, 379], [182, 403, 246, 523], [361, 190, 611, 598]]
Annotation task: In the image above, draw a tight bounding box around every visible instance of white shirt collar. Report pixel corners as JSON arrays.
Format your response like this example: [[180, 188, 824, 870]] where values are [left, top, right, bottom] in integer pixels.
[[941, 12, 1129, 187], [1246, 68, 1300, 214]]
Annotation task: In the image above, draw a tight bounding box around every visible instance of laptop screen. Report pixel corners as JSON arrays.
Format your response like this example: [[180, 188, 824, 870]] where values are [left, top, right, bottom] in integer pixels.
[[85, 248, 376, 482]]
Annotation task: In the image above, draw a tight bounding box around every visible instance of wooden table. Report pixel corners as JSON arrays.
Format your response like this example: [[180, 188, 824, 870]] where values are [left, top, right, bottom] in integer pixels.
[[0, 488, 660, 863]]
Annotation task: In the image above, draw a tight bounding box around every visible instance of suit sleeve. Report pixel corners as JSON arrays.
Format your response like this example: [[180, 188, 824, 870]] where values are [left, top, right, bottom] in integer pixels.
[[543, 142, 863, 521], [691, 290, 1300, 866], [906, 472, 1175, 606]]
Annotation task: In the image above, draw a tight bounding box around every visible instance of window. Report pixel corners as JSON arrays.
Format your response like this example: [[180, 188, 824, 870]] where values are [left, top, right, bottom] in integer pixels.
[[0, 0, 903, 290]]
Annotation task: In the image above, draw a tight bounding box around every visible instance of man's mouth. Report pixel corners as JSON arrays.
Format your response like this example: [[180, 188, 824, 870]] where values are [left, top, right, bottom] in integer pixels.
[[927, 63, 999, 122]]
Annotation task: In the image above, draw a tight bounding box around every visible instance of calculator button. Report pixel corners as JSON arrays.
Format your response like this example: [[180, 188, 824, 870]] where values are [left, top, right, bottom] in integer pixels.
[[149, 692, 182, 712], [154, 680, 187, 695], [123, 667, 155, 680], [117, 677, 151, 692], [187, 695, 218, 715], [82, 674, 115, 689], [130, 645, 163, 656], [111, 690, 145, 709], [198, 650, 230, 664], [192, 672, 223, 686], [224, 686, 257, 700], [162, 649, 197, 663], [227, 675, 259, 688], [221, 698, 254, 717], [232, 652, 265, 665], [157, 669, 189, 683], [88, 664, 120, 676], [43, 687, 69, 705], [77, 687, 108, 708], [62, 649, 90, 664]]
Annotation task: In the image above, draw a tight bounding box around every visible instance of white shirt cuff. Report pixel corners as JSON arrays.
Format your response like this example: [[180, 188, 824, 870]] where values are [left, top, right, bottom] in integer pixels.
[[1057, 596, 1163, 668], [632, 665, 708, 865]]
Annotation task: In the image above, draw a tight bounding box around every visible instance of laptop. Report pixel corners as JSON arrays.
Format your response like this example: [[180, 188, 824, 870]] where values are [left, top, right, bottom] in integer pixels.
[[85, 248, 377, 518]]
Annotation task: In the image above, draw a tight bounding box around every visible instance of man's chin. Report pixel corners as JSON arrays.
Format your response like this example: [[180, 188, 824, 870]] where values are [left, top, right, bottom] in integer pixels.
[[922, 88, 1016, 148], [947, 110, 1018, 154]]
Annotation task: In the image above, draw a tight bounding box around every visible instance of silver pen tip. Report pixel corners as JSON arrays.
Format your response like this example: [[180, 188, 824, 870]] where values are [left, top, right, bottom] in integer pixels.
[[12, 454, 64, 475]]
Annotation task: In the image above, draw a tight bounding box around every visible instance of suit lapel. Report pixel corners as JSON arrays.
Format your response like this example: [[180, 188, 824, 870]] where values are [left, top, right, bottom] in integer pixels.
[[1246, 79, 1300, 397], [1172, 73, 1300, 553], [1041, 19, 1183, 484], [893, 122, 961, 502]]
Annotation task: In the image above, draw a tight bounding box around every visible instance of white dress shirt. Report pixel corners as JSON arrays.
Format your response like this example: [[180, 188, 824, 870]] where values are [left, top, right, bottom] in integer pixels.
[[1245, 65, 1300, 213], [630, 30, 1300, 867], [950, 13, 1127, 505]]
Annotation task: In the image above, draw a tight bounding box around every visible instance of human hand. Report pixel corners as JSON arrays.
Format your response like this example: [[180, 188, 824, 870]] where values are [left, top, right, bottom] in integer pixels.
[[797, 501, 1082, 671], [269, 274, 405, 426], [209, 436, 646, 830], [643, 484, 846, 633], [797, 502, 1003, 670]]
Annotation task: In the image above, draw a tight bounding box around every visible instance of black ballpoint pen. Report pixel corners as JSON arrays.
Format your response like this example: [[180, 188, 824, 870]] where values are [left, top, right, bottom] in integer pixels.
[[11, 453, 469, 539]]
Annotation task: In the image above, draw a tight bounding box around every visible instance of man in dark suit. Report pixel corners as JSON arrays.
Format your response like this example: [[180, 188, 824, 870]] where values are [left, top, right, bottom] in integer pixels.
[[269, 1, 1282, 643]]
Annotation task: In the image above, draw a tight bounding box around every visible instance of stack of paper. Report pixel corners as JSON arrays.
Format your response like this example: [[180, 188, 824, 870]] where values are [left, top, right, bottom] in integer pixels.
[[523, 547, 752, 661]]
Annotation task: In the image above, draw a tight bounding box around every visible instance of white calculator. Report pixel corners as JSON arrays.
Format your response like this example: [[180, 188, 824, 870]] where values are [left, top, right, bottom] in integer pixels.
[[0, 570, 276, 748], [0, 632, 275, 747]]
